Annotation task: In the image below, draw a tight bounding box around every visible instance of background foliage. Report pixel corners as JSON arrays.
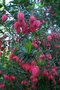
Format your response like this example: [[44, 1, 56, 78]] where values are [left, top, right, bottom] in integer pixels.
[[0, 0, 60, 90]]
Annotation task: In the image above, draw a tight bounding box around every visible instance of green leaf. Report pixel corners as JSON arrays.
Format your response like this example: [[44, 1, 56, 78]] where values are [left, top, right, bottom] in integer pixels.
[[24, 41, 32, 54], [18, 0, 21, 3], [0, 4, 2, 8], [38, 60, 45, 66]]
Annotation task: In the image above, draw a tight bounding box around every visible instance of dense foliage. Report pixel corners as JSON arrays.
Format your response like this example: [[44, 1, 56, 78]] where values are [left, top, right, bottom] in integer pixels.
[[0, 0, 60, 90]]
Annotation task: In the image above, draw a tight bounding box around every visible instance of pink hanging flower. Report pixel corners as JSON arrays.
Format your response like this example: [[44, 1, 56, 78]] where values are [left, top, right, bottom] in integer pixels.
[[41, 19, 45, 23], [43, 70, 49, 77], [30, 16, 36, 23], [9, 53, 14, 60], [2, 14, 7, 22], [31, 66, 39, 77], [33, 20, 40, 29], [31, 61, 36, 66], [32, 78, 38, 83], [0, 83, 5, 89], [16, 27, 20, 34], [40, 53, 45, 59], [10, 75, 16, 81], [4, 74, 10, 81], [21, 80, 29, 85], [13, 56, 19, 63], [30, 26, 36, 32], [46, 43, 51, 47], [48, 75, 53, 81], [32, 42, 38, 48], [32, 84, 36, 89], [0, 40, 2, 48], [17, 12, 24, 21], [30, 20, 40, 32], [53, 66, 57, 70], [46, 54, 52, 60], [0, 70, 2, 75], [30, 75, 35, 80], [52, 68, 58, 76], [58, 61, 60, 65], [51, 32, 57, 39], [23, 63, 30, 71], [14, 22, 20, 34], [14, 22, 20, 29], [53, 79, 56, 85], [0, 51, 2, 56], [54, 44, 59, 48], [21, 20, 26, 27], [47, 35, 52, 41]]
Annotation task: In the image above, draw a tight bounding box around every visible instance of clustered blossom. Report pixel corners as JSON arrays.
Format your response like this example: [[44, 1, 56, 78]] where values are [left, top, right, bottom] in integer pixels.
[[21, 61, 40, 89], [9, 53, 40, 89], [47, 35, 52, 41], [32, 38, 41, 48], [42, 68, 58, 86], [47, 32, 57, 42], [21, 80, 29, 85], [4, 74, 16, 81], [14, 12, 43, 34]]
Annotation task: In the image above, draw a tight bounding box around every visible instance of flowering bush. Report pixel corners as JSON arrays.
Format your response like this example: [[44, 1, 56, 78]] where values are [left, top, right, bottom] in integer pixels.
[[0, 0, 60, 90]]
